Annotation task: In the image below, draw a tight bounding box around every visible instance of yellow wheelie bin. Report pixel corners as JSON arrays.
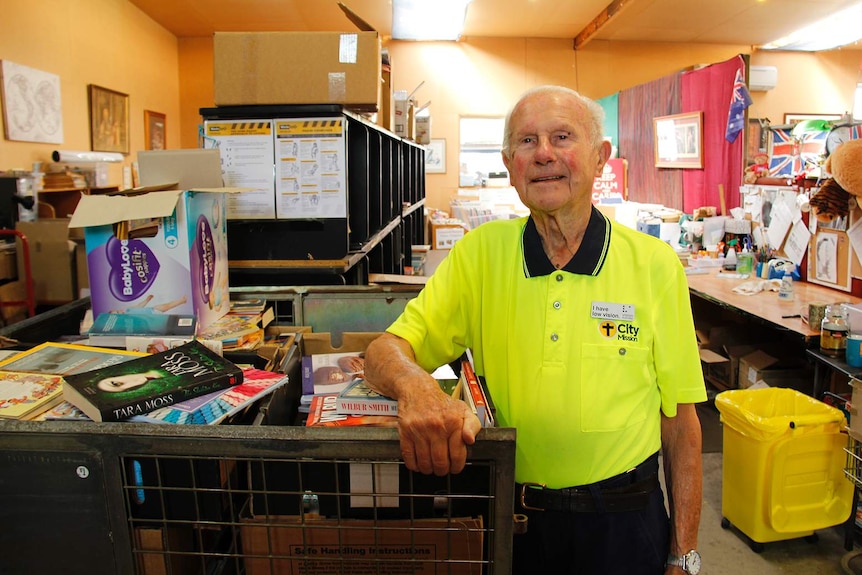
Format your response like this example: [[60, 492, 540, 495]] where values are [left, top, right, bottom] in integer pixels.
[[714, 387, 852, 552]]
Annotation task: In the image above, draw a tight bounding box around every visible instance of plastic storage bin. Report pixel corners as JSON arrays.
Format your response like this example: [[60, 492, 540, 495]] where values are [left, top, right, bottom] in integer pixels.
[[714, 387, 852, 551]]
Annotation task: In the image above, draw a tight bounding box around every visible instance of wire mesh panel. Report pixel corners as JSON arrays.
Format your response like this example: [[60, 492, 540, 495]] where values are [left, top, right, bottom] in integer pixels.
[[0, 421, 515, 575]]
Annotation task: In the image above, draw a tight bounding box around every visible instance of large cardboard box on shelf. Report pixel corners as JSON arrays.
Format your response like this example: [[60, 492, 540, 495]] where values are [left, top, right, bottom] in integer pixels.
[[214, 31, 381, 109], [240, 511, 484, 575], [15, 219, 77, 303], [429, 221, 467, 250], [737, 349, 812, 392], [68, 186, 237, 330]]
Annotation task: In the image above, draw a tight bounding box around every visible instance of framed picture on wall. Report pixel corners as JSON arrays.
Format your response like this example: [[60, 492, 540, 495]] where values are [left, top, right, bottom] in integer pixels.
[[653, 111, 703, 169], [807, 228, 853, 292], [144, 110, 166, 150], [783, 113, 842, 126], [425, 139, 446, 174], [88, 84, 129, 154]]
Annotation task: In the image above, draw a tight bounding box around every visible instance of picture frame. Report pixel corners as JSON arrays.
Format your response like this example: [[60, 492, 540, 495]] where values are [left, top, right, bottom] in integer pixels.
[[1, 60, 64, 144], [807, 228, 853, 292], [144, 110, 166, 151], [425, 138, 446, 174], [654, 111, 703, 169], [88, 84, 129, 154], [783, 113, 842, 126]]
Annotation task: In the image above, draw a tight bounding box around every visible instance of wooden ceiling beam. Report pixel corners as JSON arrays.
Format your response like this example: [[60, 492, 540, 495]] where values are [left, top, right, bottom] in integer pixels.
[[573, 0, 637, 50]]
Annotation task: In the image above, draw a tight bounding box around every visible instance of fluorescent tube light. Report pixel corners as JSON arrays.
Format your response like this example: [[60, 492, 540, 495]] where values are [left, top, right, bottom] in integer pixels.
[[761, 2, 862, 51], [393, 0, 471, 41]]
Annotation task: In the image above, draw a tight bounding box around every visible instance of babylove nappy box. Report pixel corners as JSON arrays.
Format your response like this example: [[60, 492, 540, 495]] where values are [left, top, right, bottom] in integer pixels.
[[69, 149, 244, 330]]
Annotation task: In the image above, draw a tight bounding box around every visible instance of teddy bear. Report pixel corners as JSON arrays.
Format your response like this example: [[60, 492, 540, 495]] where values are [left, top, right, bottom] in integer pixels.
[[809, 138, 862, 222], [743, 153, 770, 184]]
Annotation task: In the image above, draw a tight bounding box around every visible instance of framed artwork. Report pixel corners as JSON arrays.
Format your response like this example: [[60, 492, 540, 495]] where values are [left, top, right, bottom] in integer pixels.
[[783, 113, 842, 126], [653, 111, 703, 169], [0, 60, 64, 144], [807, 228, 853, 292], [88, 84, 129, 154], [144, 110, 166, 150], [425, 138, 446, 174], [746, 118, 768, 165]]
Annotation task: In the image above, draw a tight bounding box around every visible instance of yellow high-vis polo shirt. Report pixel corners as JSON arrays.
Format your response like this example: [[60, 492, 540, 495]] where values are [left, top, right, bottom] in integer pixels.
[[388, 207, 706, 488]]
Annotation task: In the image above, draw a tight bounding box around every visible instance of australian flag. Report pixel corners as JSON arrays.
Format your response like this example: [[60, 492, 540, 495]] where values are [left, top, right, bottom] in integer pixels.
[[726, 68, 753, 143]]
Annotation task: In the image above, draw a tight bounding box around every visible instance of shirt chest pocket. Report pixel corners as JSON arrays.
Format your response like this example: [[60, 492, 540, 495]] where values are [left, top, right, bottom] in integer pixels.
[[579, 343, 652, 433]]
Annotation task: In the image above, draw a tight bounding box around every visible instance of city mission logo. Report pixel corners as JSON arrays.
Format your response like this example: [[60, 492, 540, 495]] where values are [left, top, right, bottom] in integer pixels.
[[598, 320, 640, 342]]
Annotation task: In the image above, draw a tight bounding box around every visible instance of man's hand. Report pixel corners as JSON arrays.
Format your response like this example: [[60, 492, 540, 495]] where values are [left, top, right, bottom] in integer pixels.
[[397, 382, 482, 475], [365, 333, 483, 475]]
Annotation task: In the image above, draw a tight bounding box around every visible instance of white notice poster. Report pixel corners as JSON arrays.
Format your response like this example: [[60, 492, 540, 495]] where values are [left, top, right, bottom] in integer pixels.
[[203, 120, 276, 219], [274, 118, 346, 219]]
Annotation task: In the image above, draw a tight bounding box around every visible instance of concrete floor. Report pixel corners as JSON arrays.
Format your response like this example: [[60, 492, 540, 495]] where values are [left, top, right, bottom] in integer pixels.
[[692, 403, 858, 575]]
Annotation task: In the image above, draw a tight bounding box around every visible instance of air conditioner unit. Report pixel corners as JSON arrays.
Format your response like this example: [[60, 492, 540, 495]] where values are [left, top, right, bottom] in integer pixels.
[[749, 66, 778, 91]]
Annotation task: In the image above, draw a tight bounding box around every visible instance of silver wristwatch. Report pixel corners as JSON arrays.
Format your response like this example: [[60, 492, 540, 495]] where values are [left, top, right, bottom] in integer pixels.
[[667, 550, 701, 574]]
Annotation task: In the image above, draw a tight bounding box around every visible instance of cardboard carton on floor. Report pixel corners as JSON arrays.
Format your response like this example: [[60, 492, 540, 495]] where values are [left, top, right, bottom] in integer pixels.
[[240, 513, 484, 575], [738, 349, 780, 389], [15, 219, 77, 303], [68, 150, 246, 329]]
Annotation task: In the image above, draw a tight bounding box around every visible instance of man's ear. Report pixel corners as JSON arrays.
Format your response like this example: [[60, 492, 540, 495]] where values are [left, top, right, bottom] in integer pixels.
[[596, 140, 612, 175], [502, 150, 514, 185]]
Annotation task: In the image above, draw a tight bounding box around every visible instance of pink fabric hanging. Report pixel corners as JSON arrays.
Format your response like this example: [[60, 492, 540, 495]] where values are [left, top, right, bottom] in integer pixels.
[[681, 55, 745, 214]]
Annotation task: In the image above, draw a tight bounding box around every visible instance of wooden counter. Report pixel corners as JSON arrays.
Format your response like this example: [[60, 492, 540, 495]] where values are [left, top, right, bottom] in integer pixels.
[[686, 271, 862, 342]]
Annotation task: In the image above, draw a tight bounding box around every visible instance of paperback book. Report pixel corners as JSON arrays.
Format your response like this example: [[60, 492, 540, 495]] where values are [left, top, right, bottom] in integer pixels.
[[335, 379, 397, 416], [87, 312, 197, 348], [0, 341, 146, 376], [305, 393, 398, 427], [62, 340, 243, 422], [301, 351, 365, 395], [142, 367, 289, 425], [461, 354, 495, 428], [0, 370, 65, 420]]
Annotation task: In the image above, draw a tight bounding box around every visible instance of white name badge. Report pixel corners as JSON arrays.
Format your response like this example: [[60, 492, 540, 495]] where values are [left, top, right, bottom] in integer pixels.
[[591, 302, 635, 321]]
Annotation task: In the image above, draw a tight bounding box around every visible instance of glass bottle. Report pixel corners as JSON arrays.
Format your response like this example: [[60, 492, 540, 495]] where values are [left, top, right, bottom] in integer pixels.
[[821, 304, 850, 357]]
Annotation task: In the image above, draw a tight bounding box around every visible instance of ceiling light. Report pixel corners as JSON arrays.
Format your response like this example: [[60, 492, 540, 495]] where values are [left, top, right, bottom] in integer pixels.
[[392, 0, 471, 41], [760, 2, 862, 51]]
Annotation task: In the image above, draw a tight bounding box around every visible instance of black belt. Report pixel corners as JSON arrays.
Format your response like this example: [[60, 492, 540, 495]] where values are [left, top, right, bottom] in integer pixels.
[[517, 452, 660, 513]]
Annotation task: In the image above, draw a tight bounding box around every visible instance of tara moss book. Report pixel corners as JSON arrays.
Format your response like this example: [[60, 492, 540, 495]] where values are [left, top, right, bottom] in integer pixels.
[[62, 340, 243, 422]]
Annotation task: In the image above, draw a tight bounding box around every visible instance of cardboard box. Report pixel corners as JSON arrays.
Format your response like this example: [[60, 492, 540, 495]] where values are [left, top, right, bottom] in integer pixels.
[[850, 379, 862, 436], [15, 219, 77, 303], [699, 348, 730, 390], [430, 222, 466, 250], [69, 188, 233, 329], [214, 31, 381, 109], [240, 513, 484, 575], [738, 349, 780, 389]]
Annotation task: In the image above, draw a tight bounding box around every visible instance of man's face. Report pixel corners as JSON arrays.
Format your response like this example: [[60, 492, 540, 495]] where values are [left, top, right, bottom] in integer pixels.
[[502, 92, 609, 214]]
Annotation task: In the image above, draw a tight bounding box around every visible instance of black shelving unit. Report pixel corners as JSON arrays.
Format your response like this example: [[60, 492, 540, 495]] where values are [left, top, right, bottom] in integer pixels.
[[200, 104, 425, 286]]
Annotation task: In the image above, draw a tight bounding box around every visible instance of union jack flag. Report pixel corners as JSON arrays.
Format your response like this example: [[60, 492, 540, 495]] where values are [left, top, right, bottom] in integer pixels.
[[726, 68, 753, 143], [768, 127, 827, 177]]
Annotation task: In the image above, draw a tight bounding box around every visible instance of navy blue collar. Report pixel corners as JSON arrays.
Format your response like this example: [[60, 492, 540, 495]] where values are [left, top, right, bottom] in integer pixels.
[[522, 206, 611, 277]]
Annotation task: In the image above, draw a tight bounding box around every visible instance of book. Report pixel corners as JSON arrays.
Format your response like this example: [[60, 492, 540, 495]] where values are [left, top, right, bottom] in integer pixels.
[[62, 340, 243, 422], [196, 311, 269, 352], [461, 355, 494, 428], [87, 312, 197, 348], [0, 370, 65, 420], [0, 341, 146, 376], [335, 378, 397, 416], [124, 336, 223, 356], [305, 393, 398, 427], [142, 367, 289, 425], [301, 351, 365, 395]]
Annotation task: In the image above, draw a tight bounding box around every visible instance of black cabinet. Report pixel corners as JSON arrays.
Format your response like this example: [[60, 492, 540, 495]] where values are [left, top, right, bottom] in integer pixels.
[[200, 105, 425, 286]]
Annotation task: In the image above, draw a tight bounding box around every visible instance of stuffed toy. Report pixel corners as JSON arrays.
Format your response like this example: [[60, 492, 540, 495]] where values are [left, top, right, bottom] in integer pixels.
[[809, 138, 862, 222], [743, 153, 770, 184]]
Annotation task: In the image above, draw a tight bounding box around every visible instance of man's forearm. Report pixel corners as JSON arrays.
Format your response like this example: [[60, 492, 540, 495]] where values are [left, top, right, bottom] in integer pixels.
[[661, 404, 703, 557]]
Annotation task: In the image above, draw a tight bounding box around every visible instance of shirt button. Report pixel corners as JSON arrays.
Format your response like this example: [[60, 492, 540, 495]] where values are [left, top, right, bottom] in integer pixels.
[[619, 348, 626, 356], [556, 274, 563, 282], [553, 301, 561, 310], [550, 333, 559, 342]]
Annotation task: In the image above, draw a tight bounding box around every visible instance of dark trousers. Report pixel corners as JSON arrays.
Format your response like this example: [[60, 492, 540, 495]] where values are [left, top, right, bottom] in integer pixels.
[[512, 476, 669, 574]]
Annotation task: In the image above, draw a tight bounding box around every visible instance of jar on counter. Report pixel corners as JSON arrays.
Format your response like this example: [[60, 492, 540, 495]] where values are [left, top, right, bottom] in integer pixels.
[[821, 304, 850, 357]]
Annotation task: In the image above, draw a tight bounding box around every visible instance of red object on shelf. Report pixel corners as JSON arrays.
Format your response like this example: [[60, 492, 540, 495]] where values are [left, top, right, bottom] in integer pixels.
[[0, 229, 36, 318]]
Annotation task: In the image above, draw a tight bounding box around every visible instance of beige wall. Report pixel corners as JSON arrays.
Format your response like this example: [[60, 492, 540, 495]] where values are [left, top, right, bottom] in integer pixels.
[[3, 0, 862, 213], [0, 0, 178, 187]]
